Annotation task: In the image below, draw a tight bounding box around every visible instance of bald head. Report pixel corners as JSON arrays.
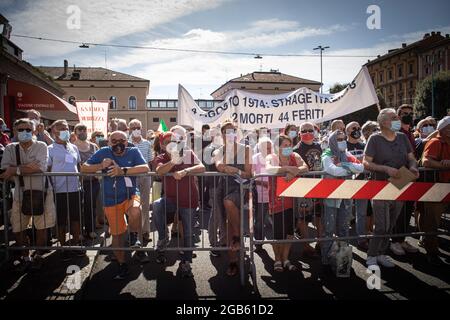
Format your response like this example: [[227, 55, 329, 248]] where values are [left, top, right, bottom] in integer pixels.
[[109, 130, 128, 141]]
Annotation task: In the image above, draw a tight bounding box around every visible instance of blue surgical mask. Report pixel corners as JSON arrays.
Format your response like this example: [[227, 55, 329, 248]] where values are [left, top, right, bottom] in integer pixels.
[[0, 124, 6, 131], [337, 141, 347, 151], [59, 130, 70, 141], [288, 131, 298, 139], [390, 120, 402, 132], [281, 147, 293, 157], [96, 137, 104, 145], [18, 131, 33, 142]]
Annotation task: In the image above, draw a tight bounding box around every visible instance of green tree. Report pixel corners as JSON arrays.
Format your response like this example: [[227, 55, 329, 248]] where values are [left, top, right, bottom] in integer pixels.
[[414, 71, 450, 120]]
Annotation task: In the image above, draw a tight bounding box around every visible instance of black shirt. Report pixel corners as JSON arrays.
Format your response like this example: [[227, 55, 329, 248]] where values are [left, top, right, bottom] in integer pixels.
[[294, 142, 322, 171]]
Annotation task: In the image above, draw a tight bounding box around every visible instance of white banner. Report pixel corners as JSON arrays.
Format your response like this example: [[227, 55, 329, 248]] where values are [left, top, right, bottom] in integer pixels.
[[178, 67, 378, 130], [75, 101, 109, 136]]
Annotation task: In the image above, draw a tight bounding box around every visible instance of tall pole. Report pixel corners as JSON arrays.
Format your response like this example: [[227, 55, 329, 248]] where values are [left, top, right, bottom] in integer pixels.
[[313, 45, 330, 93]]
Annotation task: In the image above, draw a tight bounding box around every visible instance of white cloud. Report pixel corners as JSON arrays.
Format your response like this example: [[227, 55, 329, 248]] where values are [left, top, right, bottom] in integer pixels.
[[7, 0, 230, 57]]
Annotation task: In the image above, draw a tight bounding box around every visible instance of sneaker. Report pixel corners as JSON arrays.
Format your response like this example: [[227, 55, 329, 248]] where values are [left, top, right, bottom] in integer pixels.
[[13, 256, 32, 272], [135, 251, 150, 264], [179, 261, 193, 278], [129, 232, 142, 248], [401, 241, 418, 253], [366, 256, 378, 266], [113, 263, 129, 280], [377, 255, 396, 268], [390, 242, 406, 256], [210, 250, 221, 257], [60, 250, 72, 262]]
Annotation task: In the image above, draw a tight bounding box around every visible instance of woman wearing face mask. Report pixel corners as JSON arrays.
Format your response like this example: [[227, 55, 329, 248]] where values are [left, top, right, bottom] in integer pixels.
[[73, 124, 99, 240], [284, 124, 300, 148], [266, 134, 309, 272], [214, 120, 252, 276], [91, 131, 106, 148], [414, 118, 436, 160], [320, 130, 364, 269]]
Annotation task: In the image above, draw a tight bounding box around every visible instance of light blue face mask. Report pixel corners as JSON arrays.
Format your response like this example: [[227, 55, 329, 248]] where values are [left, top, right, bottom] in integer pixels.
[[59, 130, 70, 141], [0, 124, 6, 131], [18, 131, 33, 142], [281, 147, 293, 157], [288, 131, 298, 139], [390, 120, 402, 132], [337, 141, 347, 151], [96, 137, 104, 145]]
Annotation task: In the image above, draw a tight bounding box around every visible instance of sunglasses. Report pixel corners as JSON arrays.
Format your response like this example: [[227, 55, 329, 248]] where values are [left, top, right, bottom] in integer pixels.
[[17, 128, 32, 132], [111, 139, 126, 144], [351, 127, 361, 131], [301, 129, 314, 133]]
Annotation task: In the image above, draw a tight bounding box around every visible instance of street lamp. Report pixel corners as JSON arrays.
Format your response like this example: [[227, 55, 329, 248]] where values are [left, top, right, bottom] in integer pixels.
[[313, 45, 330, 93]]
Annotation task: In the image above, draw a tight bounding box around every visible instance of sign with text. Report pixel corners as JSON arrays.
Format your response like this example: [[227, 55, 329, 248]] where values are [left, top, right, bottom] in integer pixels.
[[76, 101, 109, 136], [178, 67, 378, 130]]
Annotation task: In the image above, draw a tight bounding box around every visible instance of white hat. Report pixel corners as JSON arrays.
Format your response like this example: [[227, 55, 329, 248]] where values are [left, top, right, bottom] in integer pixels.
[[437, 116, 450, 131]]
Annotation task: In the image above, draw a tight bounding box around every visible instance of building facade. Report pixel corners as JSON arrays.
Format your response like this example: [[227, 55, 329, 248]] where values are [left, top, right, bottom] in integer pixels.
[[366, 31, 450, 108]]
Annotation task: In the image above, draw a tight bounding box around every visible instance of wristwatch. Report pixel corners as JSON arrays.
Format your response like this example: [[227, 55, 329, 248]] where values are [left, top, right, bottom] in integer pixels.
[[122, 167, 128, 175], [16, 167, 21, 176]]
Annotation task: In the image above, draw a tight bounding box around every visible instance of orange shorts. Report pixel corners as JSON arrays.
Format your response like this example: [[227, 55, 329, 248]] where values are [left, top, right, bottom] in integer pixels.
[[103, 195, 140, 236]]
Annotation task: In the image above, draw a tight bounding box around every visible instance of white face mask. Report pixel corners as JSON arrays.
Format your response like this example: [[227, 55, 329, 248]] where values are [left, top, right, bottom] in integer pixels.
[[337, 141, 347, 151], [131, 129, 141, 138], [421, 126, 434, 136]]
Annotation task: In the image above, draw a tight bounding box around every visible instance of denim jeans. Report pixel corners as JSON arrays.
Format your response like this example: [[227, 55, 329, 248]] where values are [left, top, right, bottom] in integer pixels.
[[321, 200, 350, 265], [153, 197, 195, 263], [355, 199, 368, 242]]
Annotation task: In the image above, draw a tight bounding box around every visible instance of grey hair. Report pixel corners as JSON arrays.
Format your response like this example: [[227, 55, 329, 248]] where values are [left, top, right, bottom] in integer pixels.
[[377, 108, 396, 126], [128, 118, 142, 127], [300, 122, 314, 131], [14, 118, 35, 131], [361, 121, 379, 138]]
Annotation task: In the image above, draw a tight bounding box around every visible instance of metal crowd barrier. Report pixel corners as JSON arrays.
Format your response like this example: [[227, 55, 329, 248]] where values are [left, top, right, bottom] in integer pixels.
[[0, 169, 448, 290]]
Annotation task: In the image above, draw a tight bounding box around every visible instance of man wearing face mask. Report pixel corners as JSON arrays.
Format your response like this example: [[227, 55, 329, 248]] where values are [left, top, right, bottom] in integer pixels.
[[363, 108, 419, 268], [390, 104, 419, 256], [48, 120, 83, 261], [26, 109, 54, 145], [73, 124, 99, 240], [81, 131, 149, 279], [0, 119, 55, 271], [128, 119, 153, 243]]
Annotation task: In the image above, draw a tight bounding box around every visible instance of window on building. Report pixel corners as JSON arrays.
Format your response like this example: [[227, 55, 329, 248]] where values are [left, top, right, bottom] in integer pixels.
[[409, 63, 414, 74], [398, 83, 402, 91], [199, 101, 207, 108], [409, 80, 414, 89], [425, 67, 429, 75], [398, 93, 403, 104], [206, 101, 214, 108], [379, 71, 384, 83], [389, 85, 393, 93], [397, 64, 403, 78], [150, 100, 158, 108], [109, 96, 117, 109], [174, 101, 178, 108], [438, 64, 443, 71], [159, 100, 167, 108], [68, 96, 76, 106], [170, 117, 176, 122], [89, 95, 96, 101], [153, 117, 159, 123], [167, 101, 175, 108], [388, 69, 393, 81], [128, 96, 137, 109]]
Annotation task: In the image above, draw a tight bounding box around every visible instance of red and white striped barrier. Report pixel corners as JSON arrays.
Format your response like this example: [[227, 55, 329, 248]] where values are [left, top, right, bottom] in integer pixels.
[[276, 177, 450, 202]]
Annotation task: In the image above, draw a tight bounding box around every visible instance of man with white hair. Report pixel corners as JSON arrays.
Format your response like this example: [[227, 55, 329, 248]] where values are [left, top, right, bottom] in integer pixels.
[[129, 119, 153, 242], [81, 130, 149, 279], [363, 108, 419, 268], [420, 116, 450, 265]]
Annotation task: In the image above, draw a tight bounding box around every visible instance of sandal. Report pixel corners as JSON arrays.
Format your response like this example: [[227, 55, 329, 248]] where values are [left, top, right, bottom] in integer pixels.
[[274, 261, 283, 272], [226, 262, 239, 276], [283, 260, 298, 271]]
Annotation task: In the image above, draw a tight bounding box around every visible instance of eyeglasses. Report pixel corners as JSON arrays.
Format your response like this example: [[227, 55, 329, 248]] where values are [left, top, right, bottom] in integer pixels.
[[111, 139, 126, 144], [301, 129, 314, 133], [17, 128, 32, 132]]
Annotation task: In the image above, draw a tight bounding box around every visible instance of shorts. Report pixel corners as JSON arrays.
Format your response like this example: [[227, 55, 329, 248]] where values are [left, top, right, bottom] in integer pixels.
[[55, 192, 81, 227], [10, 189, 56, 233], [104, 195, 141, 236], [272, 209, 294, 240], [295, 198, 322, 222]]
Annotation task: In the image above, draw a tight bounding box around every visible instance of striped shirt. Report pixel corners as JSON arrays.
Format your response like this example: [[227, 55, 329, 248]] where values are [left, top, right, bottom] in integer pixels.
[[130, 138, 153, 163]]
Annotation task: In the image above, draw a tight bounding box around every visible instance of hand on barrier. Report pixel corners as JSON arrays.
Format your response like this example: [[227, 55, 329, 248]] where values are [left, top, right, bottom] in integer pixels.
[[101, 158, 114, 170], [107, 160, 123, 177], [386, 167, 400, 178], [173, 169, 187, 180]]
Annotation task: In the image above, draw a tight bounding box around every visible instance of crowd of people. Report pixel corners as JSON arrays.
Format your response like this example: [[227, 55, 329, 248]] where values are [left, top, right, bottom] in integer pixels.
[[0, 104, 449, 280]]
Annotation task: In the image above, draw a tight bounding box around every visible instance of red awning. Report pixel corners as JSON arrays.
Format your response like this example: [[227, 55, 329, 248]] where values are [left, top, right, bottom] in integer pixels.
[[7, 78, 78, 120]]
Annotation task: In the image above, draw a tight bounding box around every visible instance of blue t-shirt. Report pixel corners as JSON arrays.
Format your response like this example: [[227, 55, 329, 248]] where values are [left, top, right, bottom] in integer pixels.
[[86, 147, 146, 207]]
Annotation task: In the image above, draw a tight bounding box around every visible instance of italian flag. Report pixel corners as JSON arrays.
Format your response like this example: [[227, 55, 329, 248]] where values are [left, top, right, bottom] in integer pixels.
[[158, 119, 168, 132]]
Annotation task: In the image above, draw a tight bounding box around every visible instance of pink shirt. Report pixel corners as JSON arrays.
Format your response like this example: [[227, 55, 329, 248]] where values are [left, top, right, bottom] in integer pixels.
[[252, 153, 270, 203]]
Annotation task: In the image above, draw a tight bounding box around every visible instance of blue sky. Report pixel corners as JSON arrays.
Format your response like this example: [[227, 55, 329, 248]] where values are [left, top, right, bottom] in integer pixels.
[[2, 0, 450, 98]]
